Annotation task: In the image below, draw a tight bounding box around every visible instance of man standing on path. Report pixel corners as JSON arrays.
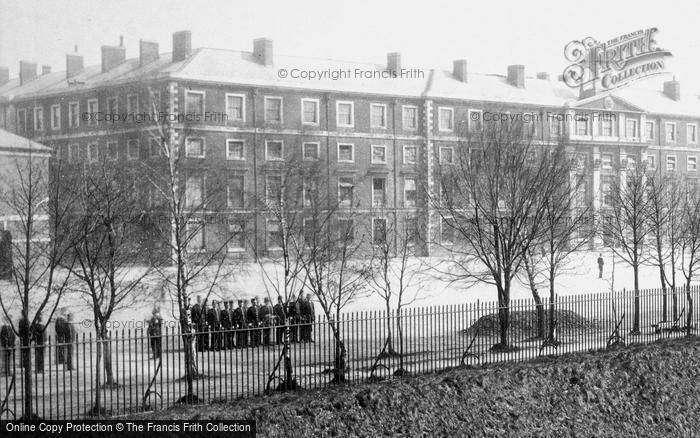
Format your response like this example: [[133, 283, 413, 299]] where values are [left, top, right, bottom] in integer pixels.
[[597, 253, 604, 279], [1, 315, 15, 375]]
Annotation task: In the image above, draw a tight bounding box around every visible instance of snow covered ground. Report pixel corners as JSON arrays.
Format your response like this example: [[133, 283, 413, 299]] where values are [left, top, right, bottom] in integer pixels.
[[0, 249, 676, 331]]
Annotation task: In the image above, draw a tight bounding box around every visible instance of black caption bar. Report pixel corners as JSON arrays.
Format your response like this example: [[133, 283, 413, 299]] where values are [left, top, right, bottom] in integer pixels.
[[1, 420, 256, 437]]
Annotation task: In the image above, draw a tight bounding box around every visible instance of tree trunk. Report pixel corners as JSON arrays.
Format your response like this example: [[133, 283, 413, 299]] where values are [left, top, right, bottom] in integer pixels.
[[397, 308, 405, 372], [99, 327, 116, 386], [20, 331, 32, 420], [93, 337, 103, 415], [532, 290, 545, 339], [330, 321, 347, 383], [548, 277, 557, 340], [686, 282, 694, 337], [632, 266, 641, 334], [179, 317, 198, 403], [659, 264, 668, 322], [283, 320, 295, 388], [384, 302, 396, 355]]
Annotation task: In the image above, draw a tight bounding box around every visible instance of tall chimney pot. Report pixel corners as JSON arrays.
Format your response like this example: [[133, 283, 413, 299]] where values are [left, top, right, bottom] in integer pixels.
[[453, 59, 468, 83], [387, 52, 401, 73], [19, 61, 37, 85], [507, 64, 525, 88], [173, 30, 192, 62], [253, 38, 273, 66]]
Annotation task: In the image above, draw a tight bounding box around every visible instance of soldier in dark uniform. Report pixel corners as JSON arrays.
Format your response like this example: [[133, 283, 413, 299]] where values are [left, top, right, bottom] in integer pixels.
[[273, 296, 286, 345], [201, 301, 211, 351], [31, 314, 45, 373], [64, 313, 76, 371], [54, 312, 68, 365], [246, 298, 260, 347], [191, 295, 206, 351], [148, 308, 163, 359], [18, 316, 29, 370], [207, 301, 221, 350], [1, 317, 15, 375], [221, 301, 232, 350], [287, 293, 300, 343], [259, 297, 273, 346], [233, 300, 246, 348], [227, 300, 236, 349]]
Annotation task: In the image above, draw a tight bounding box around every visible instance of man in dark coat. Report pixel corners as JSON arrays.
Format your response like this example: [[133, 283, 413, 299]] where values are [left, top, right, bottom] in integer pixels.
[[1, 317, 15, 375], [18, 316, 29, 370], [147, 308, 163, 359], [273, 296, 286, 345], [199, 301, 211, 351], [221, 301, 232, 350], [246, 298, 260, 347], [207, 301, 221, 350], [192, 295, 207, 351], [54, 312, 68, 365], [259, 297, 273, 346], [597, 253, 604, 279], [31, 314, 45, 373], [233, 300, 247, 348]]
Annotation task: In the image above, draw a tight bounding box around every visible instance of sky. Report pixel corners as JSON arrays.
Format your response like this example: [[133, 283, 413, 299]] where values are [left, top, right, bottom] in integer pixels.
[[1, 0, 700, 92]]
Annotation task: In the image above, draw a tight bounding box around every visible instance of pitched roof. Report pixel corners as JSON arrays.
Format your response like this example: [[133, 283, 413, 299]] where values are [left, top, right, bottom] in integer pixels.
[[0, 129, 52, 154], [2, 46, 700, 117]]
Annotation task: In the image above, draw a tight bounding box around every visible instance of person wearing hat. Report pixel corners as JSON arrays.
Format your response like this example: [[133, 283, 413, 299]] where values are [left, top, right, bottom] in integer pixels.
[[147, 307, 163, 360], [234, 299, 247, 348]]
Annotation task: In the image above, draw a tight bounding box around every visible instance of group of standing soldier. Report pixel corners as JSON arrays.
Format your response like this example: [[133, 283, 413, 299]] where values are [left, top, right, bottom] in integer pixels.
[[185, 293, 316, 350], [0, 310, 75, 375]]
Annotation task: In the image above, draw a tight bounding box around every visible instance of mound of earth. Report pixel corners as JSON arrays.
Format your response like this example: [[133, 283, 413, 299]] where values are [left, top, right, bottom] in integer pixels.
[[465, 309, 598, 337], [141, 337, 700, 437]]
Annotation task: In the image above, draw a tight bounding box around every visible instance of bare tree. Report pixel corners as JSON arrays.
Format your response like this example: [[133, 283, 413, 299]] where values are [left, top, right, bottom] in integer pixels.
[[295, 165, 368, 383], [434, 119, 565, 351], [520, 152, 594, 344], [142, 88, 242, 403], [646, 173, 684, 321], [601, 162, 652, 335], [253, 157, 312, 392], [368, 216, 425, 372], [0, 148, 76, 420], [64, 157, 152, 415], [680, 186, 700, 335]]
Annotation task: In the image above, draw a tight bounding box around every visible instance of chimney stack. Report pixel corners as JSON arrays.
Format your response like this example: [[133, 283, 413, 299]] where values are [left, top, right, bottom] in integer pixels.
[[253, 38, 273, 66], [536, 72, 550, 80], [101, 38, 126, 73], [663, 78, 681, 101], [173, 30, 192, 62], [0, 67, 9, 86], [19, 61, 37, 85], [140, 40, 160, 65], [66, 52, 84, 79], [387, 52, 401, 73], [507, 64, 525, 88], [453, 59, 468, 83], [42, 65, 51, 75]]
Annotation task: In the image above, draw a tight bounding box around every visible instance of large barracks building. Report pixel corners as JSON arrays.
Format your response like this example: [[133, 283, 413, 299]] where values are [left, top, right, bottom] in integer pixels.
[[0, 31, 698, 257]]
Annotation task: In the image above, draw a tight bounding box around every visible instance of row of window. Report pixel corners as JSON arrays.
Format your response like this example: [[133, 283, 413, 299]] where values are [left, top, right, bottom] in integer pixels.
[[191, 137, 420, 165], [573, 117, 698, 144], [16, 93, 157, 132], [183, 174, 418, 211], [62, 138, 162, 162], [647, 154, 699, 172], [187, 215, 418, 252]]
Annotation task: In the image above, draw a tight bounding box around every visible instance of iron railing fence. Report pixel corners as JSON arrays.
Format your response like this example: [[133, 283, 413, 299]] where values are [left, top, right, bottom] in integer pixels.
[[0, 286, 698, 420]]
